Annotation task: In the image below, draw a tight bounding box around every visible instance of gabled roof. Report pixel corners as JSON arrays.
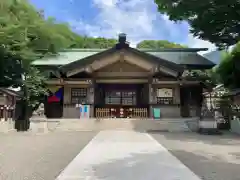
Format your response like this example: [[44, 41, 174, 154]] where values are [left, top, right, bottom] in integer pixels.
[[32, 33, 215, 72], [0, 87, 23, 98], [58, 46, 185, 75], [128, 47, 183, 72], [147, 51, 215, 69], [32, 48, 215, 69], [203, 50, 227, 65]]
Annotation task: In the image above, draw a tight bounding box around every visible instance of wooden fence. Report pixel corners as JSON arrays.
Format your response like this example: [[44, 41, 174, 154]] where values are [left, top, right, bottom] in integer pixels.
[[0, 106, 14, 121], [95, 108, 111, 118], [95, 108, 148, 119], [128, 108, 148, 118]]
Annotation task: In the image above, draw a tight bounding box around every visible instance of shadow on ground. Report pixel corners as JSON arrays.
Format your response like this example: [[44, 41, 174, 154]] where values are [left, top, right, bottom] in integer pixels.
[[169, 150, 240, 180], [150, 132, 240, 180], [59, 145, 240, 180], [149, 131, 240, 146]]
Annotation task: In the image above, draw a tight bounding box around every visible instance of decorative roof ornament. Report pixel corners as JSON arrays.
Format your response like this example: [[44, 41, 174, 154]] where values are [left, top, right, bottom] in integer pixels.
[[118, 33, 126, 44], [116, 33, 129, 49]]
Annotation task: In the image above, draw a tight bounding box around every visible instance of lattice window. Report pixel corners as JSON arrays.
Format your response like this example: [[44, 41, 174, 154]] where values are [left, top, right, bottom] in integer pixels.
[[105, 90, 137, 105], [121, 91, 136, 105], [105, 91, 121, 105], [156, 88, 174, 105], [71, 88, 87, 104]]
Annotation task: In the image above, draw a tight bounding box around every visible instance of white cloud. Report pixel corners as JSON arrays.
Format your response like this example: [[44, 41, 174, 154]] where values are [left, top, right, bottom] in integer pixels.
[[70, 0, 215, 52]]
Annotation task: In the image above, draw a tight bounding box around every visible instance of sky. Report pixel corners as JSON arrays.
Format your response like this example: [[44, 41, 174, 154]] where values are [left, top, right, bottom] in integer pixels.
[[29, 0, 216, 52]]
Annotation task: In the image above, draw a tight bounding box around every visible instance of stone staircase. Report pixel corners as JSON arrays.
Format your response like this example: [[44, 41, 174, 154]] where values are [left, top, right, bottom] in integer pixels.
[[0, 118, 200, 133], [53, 118, 195, 132]]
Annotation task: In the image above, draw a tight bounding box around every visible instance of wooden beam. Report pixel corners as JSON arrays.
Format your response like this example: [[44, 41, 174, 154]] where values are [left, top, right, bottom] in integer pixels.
[[96, 79, 148, 83]]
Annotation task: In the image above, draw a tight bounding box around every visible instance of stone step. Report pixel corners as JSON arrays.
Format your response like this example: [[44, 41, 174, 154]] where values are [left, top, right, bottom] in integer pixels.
[[54, 119, 191, 132]]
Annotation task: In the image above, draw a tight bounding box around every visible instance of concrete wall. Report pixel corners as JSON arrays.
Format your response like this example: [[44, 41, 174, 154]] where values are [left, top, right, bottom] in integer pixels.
[[63, 105, 94, 119], [231, 119, 240, 135], [149, 84, 181, 118], [149, 105, 181, 118], [63, 84, 91, 118]]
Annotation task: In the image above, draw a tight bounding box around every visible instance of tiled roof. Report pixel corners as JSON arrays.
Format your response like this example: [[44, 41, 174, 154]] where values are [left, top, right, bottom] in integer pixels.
[[147, 51, 214, 66], [202, 50, 227, 65], [32, 48, 215, 68], [0, 87, 23, 97], [32, 50, 104, 65]]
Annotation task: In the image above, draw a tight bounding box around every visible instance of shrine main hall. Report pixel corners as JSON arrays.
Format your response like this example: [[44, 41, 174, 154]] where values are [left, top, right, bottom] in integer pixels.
[[33, 34, 215, 119]]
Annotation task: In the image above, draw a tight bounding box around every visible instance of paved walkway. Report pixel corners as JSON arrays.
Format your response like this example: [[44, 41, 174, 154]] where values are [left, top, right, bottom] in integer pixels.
[[56, 131, 202, 180]]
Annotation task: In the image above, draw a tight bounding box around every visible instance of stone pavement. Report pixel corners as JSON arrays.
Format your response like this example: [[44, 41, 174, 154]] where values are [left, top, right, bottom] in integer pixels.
[[56, 131, 202, 180], [0, 131, 97, 180], [151, 132, 240, 180], [1, 129, 239, 180]]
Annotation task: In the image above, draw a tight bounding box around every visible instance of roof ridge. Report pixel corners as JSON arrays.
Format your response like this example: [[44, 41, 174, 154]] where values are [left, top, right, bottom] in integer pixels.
[[61, 48, 107, 52], [138, 48, 208, 52], [61, 48, 208, 52]]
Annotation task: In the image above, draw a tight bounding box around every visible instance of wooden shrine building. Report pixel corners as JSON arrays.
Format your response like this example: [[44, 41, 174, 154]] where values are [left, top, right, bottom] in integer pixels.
[[0, 87, 22, 121], [33, 34, 215, 119]]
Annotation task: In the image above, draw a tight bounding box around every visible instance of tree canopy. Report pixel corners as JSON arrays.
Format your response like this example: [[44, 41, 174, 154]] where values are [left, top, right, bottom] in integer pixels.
[[154, 0, 240, 49], [137, 40, 186, 48], [215, 42, 240, 89], [0, 0, 117, 87]]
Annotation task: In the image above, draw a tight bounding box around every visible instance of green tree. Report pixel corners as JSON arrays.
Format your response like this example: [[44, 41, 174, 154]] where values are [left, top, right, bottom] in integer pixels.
[[182, 69, 218, 87], [0, 0, 64, 130], [0, 0, 119, 130], [215, 43, 240, 88], [154, 0, 240, 49], [70, 36, 117, 49], [137, 40, 187, 48]]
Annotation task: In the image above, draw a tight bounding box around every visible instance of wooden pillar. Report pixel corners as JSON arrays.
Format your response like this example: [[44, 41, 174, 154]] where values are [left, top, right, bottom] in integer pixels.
[[3, 94, 7, 121], [148, 78, 155, 117], [180, 85, 190, 117], [87, 79, 95, 117], [149, 78, 156, 104]]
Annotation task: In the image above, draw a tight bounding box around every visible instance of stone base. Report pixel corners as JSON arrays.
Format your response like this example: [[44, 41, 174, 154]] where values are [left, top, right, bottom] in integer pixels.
[[198, 119, 220, 135], [199, 120, 217, 129]]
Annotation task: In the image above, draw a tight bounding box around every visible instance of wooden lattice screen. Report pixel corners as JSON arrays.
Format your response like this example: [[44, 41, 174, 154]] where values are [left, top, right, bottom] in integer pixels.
[[95, 108, 148, 119]]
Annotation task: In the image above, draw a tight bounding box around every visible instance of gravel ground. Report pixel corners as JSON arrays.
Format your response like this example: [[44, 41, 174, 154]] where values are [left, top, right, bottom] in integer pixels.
[[0, 131, 97, 180], [151, 132, 240, 180]]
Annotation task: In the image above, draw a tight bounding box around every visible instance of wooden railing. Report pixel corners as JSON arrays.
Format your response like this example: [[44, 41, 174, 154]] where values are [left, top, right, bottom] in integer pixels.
[[130, 108, 148, 118], [95, 108, 111, 118], [95, 107, 148, 119]]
